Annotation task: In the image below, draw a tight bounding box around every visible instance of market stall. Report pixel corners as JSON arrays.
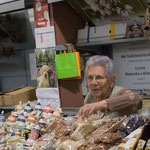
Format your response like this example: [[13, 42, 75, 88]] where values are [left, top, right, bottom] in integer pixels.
[[0, 0, 150, 150], [0, 100, 149, 150]]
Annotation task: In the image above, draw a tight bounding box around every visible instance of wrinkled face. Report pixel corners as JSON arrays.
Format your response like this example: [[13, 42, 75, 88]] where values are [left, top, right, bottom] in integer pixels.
[[87, 65, 114, 99]]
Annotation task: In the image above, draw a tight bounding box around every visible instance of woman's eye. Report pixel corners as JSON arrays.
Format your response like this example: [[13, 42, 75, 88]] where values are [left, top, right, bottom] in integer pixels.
[[87, 76, 93, 81], [88, 76, 93, 80], [96, 76, 104, 81], [96, 76, 101, 80], [96, 76, 106, 81]]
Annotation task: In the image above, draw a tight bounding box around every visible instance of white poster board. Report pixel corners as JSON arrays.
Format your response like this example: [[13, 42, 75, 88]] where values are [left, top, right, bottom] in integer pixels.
[[36, 88, 60, 110], [113, 42, 150, 95], [0, 0, 25, 13]]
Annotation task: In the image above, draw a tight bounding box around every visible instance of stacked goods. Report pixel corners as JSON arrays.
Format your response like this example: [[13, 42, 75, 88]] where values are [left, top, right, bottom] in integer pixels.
[[0, 104, 149, 150], [118, 114, 148, 139], [116, 128, 143, 150], [135, 119, 150, 150], [32, 115, 127, 150], [113, 117, 149, 150], [32, 113, 148, 150], [0, 101, 63, 149]]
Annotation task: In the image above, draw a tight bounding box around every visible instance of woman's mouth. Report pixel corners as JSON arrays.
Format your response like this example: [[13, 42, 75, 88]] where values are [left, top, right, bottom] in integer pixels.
[[93, 89, 100, 92]]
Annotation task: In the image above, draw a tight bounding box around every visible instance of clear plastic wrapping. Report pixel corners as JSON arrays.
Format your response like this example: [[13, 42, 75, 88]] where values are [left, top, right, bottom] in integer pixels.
[[57, 140, 84, 150], [118, 111, 149, 138]]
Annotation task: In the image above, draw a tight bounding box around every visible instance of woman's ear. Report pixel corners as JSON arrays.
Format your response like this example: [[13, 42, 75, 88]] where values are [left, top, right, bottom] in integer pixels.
[[109, 76, 115, 88]]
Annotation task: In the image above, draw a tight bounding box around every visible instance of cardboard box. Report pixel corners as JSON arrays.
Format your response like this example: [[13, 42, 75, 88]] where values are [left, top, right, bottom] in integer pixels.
[[3, 86, 37, 106], [142, 98, 150, 108], [0, 95, 4, 106], [77, 23, 127, 43]]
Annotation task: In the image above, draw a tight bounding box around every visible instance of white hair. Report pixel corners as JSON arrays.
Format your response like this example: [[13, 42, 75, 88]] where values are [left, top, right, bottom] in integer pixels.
[[85, 55, 115, 79]]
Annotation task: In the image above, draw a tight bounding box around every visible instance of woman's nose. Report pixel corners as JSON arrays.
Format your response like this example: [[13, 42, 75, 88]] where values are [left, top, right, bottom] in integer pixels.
[[91, 77, 98, 84]]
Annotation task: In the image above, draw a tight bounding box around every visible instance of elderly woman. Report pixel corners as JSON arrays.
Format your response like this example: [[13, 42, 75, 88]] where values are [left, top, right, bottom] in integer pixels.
[[78, 55, 142, 118]]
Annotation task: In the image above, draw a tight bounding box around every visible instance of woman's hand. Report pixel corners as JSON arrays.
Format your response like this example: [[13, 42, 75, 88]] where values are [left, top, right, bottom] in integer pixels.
[[77, 100, 108, 119]]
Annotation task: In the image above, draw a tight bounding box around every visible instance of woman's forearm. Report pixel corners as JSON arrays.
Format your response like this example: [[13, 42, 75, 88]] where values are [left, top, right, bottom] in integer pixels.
[[97, 100, 108, 111], [106, 92, 142, 115]]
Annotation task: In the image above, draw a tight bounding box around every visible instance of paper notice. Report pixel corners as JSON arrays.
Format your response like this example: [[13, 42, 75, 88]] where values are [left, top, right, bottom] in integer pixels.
[[35, 26, 56, 48]]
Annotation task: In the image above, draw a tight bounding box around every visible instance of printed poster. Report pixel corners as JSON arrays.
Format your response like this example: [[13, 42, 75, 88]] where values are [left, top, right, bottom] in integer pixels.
[[33, 0, 50, 28], [35, 47, 58, 88], [35, 47, 60, 109], [113, 42, 150, 96]]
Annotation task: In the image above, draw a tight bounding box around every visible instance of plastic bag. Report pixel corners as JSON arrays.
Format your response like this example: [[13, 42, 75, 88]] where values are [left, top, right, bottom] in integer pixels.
[[118, 110, 148, 138]]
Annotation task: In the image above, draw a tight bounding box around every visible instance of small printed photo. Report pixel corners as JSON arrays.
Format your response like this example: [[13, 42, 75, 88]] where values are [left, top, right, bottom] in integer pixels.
[[35, 48, 58, 88]]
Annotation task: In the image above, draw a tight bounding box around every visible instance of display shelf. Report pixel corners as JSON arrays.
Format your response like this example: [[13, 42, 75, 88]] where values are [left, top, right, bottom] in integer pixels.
[[0, 100, 37, 110], [0, 55, 25, 69], [0, 105, 15, 110], [55, 45, 67, 51], [76, 37, 150, 47], [62, 107, 80, 116], [48, 0, 64, 3]]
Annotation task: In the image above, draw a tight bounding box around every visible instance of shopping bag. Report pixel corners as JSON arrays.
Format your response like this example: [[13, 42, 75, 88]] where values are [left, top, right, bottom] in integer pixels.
[[56, 52, 78, 79], [55, 43, 81, 79], [62, 43, 81, 80], [64, 51, 81, 80]]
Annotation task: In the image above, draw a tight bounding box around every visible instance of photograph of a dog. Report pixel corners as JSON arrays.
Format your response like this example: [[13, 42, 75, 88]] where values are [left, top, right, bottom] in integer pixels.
[[35, 48, 58, 88]]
